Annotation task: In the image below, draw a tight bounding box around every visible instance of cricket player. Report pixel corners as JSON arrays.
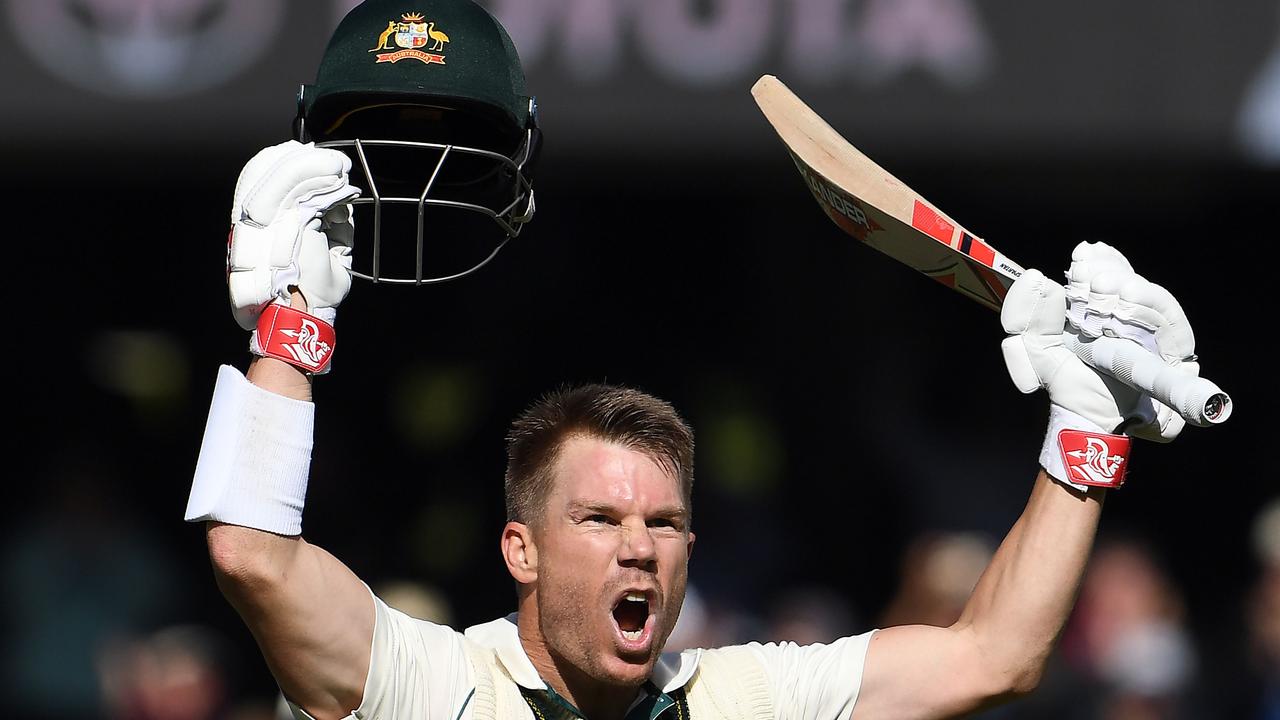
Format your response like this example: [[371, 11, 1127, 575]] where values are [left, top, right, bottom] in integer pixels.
[[187, 1, 1209, 718]]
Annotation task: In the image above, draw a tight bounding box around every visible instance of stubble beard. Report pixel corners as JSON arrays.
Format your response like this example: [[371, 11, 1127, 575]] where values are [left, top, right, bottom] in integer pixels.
[[536, 563, 688, 688]]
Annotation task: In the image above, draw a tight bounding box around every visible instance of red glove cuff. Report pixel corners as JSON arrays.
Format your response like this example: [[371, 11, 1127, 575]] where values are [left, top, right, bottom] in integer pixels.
[[1055, 429, 1131, 489], [255, 304, 336, 374]]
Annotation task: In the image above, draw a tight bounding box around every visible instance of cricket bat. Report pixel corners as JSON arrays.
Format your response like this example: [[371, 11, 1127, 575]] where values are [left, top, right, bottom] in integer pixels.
[[751, 74, 1231, 427]]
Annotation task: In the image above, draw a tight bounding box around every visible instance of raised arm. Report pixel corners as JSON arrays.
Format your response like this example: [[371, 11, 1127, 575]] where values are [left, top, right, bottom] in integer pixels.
[[851, 242, 1204, 719], [852, 472, 1103, 718], [187, 141, 373, 720], [203, 351, 375, 720]]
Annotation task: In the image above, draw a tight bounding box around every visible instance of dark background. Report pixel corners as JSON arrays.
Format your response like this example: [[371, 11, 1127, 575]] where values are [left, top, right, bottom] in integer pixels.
[[4, 0, 1274, 717]]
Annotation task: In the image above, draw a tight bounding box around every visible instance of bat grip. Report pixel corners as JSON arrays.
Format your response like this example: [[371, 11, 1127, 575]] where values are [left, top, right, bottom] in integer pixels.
[[1064, 334, 1232, 427]]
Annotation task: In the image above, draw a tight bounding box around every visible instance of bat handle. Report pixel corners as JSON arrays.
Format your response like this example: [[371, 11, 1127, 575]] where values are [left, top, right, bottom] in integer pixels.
[[1064, 334, 1232, 427]]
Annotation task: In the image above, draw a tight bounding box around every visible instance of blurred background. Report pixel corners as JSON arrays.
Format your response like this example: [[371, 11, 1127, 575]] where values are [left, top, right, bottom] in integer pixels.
[[3, 0, 1274, 718]]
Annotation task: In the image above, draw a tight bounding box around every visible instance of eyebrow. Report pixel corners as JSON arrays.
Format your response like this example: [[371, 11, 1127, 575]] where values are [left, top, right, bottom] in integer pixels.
[[567, 499, 689, 519]]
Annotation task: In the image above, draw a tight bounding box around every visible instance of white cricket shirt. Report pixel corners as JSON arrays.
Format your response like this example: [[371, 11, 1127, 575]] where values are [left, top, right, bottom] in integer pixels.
[[289, 589, 875, 720]]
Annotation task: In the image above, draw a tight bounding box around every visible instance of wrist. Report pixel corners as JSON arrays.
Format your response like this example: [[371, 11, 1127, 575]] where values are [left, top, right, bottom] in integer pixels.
[[247, 289, 337, 375], [247, 356, 313, 402], [286, 288, 308, 312], [1039, 406, 1132, 491]]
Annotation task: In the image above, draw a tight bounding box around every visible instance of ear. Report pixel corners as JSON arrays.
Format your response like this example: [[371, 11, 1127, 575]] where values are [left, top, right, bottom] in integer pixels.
[[502, 521, 538, 584], [686, 531, 696, 561]]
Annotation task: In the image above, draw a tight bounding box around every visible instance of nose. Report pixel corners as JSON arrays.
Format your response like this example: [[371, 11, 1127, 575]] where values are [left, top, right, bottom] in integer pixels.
[[618, 520, 657, 571]]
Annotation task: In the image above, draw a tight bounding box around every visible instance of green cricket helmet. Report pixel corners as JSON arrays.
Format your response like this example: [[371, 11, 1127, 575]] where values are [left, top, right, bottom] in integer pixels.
[[294, 0, 540, 285]]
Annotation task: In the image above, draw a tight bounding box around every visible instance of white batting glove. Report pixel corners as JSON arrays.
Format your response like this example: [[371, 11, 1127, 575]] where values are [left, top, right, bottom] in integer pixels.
[[227, 140, 360, 373], [1000, 242, 1198, 490], [1063, 242, 1199, 443]]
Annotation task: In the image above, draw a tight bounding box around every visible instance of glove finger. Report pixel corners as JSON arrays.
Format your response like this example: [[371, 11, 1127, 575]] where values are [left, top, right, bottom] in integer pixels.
[[1065, 242, 1135, 331], [261, 181, 358, 274], [1001, 336, 1043, 394], [1000, 271, 1076, 397], [1125, 401, 1185, 444], [1116, 277, 1196, 361], [264, 213, 304, 275], [1002, 268, 1067, 336], [267, 220, 305, 283], [296, 221, 352, 311], [1160, 412, 1187, 442], [1066, 241, 1134, 290], [239, 142, 315, 223], [241, 145, 354, 224], [297, 181, 361, 219], [1096, 273, 1160, 354], [1069, 241, 1134, 278], [1072, 267, 1135, 338], [228, 221, 290, 312], [231, 140, 305, 223]]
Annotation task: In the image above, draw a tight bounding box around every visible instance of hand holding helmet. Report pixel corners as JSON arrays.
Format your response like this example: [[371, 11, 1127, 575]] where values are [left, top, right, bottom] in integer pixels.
[[227, 140, 360, 374]]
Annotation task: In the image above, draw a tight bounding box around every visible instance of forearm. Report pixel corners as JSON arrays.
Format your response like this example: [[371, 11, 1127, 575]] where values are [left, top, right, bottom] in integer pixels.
[[954, 470, 1105, 691]]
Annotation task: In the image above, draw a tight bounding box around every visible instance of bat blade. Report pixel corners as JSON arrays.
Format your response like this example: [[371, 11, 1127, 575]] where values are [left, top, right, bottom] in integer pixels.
[[751, 74, 1023, 312]]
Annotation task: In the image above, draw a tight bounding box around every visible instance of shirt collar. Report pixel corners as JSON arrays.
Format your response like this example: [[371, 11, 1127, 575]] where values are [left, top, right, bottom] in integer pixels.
[[463, 613, 702, 694]]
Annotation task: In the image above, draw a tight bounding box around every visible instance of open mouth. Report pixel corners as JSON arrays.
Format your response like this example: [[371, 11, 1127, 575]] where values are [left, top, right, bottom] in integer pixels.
[[611, 591, 653, 646]]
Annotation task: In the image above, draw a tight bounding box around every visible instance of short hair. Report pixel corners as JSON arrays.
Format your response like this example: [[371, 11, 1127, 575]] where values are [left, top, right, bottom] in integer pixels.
[[504, 383, 694, 526]]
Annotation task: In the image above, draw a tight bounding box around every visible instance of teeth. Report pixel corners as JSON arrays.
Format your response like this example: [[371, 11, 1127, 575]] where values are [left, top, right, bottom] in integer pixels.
[[625, 593, 645, 602], [622, 629, 642, 641]]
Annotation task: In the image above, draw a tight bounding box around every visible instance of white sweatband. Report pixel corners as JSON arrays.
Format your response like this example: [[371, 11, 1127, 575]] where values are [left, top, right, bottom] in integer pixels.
[[186, 364, 314, 535]]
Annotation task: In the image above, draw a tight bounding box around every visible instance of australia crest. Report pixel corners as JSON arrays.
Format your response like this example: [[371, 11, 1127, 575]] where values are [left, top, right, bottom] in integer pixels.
[[370, 12, 449, 64]]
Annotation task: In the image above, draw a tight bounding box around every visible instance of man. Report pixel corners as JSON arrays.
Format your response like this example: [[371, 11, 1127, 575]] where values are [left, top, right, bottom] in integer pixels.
[[187, 1, 1211, 718]]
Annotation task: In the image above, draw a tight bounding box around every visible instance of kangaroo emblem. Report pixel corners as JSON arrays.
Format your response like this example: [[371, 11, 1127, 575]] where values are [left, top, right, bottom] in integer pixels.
[[370, 20, 395, 52]]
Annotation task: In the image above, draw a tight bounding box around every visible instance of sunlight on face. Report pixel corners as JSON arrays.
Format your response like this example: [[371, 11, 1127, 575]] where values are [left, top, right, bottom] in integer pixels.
[[533, 435, 695, 687]]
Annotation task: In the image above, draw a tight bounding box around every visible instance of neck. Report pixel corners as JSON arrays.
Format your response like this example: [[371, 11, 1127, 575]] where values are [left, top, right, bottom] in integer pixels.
[[518, 611, 641, 720]]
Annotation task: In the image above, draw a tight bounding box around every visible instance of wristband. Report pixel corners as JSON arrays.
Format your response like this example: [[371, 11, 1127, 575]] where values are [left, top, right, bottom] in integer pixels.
[[186, 365, 313, 535], [1040, 406, 1132, 491], [251, 303, 336, 374]]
